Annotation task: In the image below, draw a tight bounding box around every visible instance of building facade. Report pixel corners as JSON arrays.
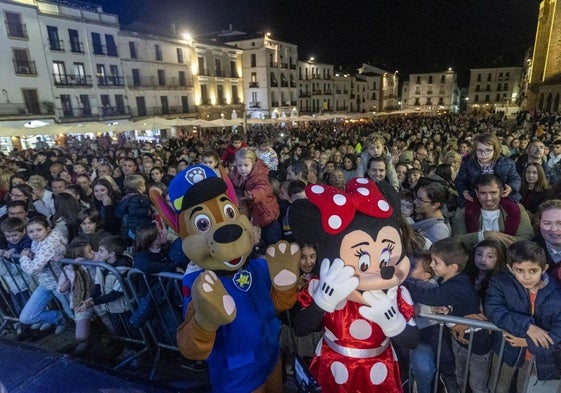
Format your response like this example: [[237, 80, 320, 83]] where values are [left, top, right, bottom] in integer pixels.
[[401, 69, 459, 112], [466, 67, 523, 115]]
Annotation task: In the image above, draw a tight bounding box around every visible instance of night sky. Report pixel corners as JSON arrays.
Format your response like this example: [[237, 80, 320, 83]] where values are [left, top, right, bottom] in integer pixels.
[[97, 0, 541, 86]]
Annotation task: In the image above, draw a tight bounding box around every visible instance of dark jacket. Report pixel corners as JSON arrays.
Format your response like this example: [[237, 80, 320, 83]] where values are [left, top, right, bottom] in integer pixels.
[[405, 273, 492, 355], [115, 193, 152, 239], [230, 160, 280, 227], [485, 271, 561, 380], [515, 155, 556, 185], [455, 155, 521, 208], [71, 228, 112, 251], [7, 234, 32, 253]]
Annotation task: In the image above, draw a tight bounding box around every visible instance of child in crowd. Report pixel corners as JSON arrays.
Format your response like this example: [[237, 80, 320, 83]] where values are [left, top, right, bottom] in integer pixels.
[[57, 240, 105, 353], [407, 250, 457, 393], [115, 175, 153, 242], [221, 133, 246, 167], [281, 243, 322, 365], [202, 149, 238, 205], [71, 208, 112, 252], [229, 148, 281, 246], [18, 216, 70, 339], [78, 236, 132, 337], [485, 240, 561, 393], [0, 217, 33, 313], [400, 190, 416, 225], [356, 133, 399, 189], [465, 239, 506, 298], [254, 133, 279, 173], [405, 237, 492, 393], [130, 223, 181, 346]]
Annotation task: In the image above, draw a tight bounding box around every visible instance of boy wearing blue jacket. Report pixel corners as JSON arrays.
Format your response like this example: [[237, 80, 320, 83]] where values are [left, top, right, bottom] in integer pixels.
[[405, 237, 492, 393], [485, 240, 561, 393]]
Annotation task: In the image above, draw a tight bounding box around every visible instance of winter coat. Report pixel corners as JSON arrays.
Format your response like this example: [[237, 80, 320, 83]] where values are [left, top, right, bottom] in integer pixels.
[[485, 271, 561, 380], [115, 193, 152, 238], [455, 155, 521, 207], [19, 229, 67, 290], [230, 160, 280, 227], [356, 151, 399, 189]]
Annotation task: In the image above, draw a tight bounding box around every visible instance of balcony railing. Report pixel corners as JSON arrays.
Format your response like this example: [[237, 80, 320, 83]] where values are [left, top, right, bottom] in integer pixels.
[[53, 74, 93, 87], [312, 90, 323, 95], [299, 91, 310, 97], [271, 81, 278, 87], [0, 102, 54, 116], [106, 46, 119, 57], [269, 62, 278, 68], [290, 64, 296, 70], [280, 81, 288, 87], [60, 107, 96, 118], [215, 69, 225, 77], [92, 44, 105, 55], [249, 102, 260, 108], [198, 68, 210, 76], [249, 82, 259, 88], [290, 82, 297, 87], [271, 101, 279, 107], [290, 100, 297, 106], [49, 39, 65, 51], [97, 76, 125, 87], [127, 76, 194, 89], [101, 105, 130, 116], [13, 60, 37, 75], [280, 63, 289, 69], [6, 21, 28, 39], [200, 98, 211, 105], [70, 41, 85, 53]]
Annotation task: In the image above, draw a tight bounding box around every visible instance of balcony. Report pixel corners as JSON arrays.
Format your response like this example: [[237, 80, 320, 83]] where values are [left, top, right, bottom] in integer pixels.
[[336, 90, 342, 94], [290, 82, 297, 88], [53, 74, 93, 87], [106, 46, 119, 57], [290, 100, 297, 106], [6, 21, 28, 39], [312, 90, 323, 95], [70, 42, 85, 54], [97, 76, 125, 87], [325, 90, 333, 95], [92, 44, 106, 55], [60, 107, 96, 119], [249, 102, 260, 108], [101, 105, 130, 117], [290, 64, 296, 70], [280, 63, 289, 69], [127, 76, 193, 89], [49, 39, 65, 52], [249, 82, 259, 88], [270, 81, 278, 87], [280, 81, 288, 87], [271, 101, 279, 107], [200, 98, 211, 105], [0, 102, 54, 117], [299, 91, 310, 97], [13, 60, 37, 76], [215, 69, 225, 77], [269, 62, 278, 68]]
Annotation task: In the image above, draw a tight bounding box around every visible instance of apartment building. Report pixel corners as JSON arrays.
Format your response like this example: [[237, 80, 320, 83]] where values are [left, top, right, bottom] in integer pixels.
[[401, 69, 459, 112], [467, 66, 523, 115]]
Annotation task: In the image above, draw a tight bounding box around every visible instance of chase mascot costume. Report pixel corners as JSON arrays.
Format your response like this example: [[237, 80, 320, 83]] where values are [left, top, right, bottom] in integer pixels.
[[150, 165, 299, 393], [288, 178, 419, 393]]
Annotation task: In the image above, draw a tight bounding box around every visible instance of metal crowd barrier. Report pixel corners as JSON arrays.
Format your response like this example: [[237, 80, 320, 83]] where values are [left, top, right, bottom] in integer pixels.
[[0, 255, 547, 391]]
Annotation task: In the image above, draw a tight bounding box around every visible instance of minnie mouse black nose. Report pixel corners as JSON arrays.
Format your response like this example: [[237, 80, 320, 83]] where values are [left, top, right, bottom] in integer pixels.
[[381, 266, 395, 280]]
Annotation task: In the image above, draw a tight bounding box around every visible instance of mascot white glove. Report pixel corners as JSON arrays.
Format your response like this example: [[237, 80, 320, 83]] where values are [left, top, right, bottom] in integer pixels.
[[359, 287, 406, 337], [312, 258, 359, 313]]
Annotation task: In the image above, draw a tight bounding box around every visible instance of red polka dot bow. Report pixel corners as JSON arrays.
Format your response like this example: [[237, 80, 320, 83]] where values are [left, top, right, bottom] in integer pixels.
[[305, 178, 393, 235]]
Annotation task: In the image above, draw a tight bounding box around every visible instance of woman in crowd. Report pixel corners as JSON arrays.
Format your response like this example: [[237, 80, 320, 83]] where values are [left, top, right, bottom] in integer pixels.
[[92, 177, 122, 235]]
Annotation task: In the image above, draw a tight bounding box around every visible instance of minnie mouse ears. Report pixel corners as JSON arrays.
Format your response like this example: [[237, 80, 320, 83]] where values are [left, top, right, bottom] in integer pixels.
[[168, 164, 226, 212]]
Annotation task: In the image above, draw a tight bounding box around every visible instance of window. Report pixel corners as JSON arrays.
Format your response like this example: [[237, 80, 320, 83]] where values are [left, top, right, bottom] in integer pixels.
[[60, 94, 73, 116], [474, 95, 479, 102], [69, 29, 82, 53], [100, 94, 110, 108], [485, 95, 490, 102], [232, 85, 239, 104], [91, 33, 104, 55], [477, 73, 481, 82], [155, 45, 162, 61], [497, 83, 501, 91], [132, 68, 141, 86], [177, 48, 184, 63], [438, 97, 444, 105], [200, 84, 209, 104], [13, 49, 35, 75], [415, 87, 421, 95], [270, 72, 278, 87], [97, 64, 106, 84], [251, 92, 258, 105], [230, 61, 237, 77], [105, 35, 117, 56], [414, 98, 420, 105], [416, 76, 421, 84], [373, 81, 377, 90], [115, 95, 125, 113], [47, 26, 62, 51], [198, 56, 205, 75], [441, 75, 445, 83], [496, 94, 501, 101], [428, 75, 433, 84], [22, 89, 40, 114], [129, 41, 137, 59], [160, 96, 169, 114], [178, 71, 186, 86], [5, 12, 27, 39], [251, 54, 256, 67], [80, 95, 91, 116], [181, 96, 189, 113], [52, 61, 66, 84], [505, 72, 510, 80], [157, 69, 165, 86], [217, 85, 224, 104], [475, 85, 480, 92], [215, 58, 222, 76], [504, 83, 509, 91], [487, 73, 492, 82], [486, 84, 491, 92]]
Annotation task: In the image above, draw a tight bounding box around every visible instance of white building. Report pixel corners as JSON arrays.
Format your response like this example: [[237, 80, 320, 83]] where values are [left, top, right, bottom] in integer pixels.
[[356, 64, 399, 112], [224, 31, 299, 119], [401, 69, 459, 112], [467, 66, 523, 116], [298, 59, 334, 113]]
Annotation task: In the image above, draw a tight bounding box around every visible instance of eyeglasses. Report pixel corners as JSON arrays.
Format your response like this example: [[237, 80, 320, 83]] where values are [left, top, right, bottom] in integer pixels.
[[414, 197, 433, 206], [541, 221, 561, 230], [476, 148, 494, 155]]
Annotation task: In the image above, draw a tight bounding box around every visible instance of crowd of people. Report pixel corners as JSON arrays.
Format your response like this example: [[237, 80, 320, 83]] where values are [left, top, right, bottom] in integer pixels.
[[1, 110, 561, 392]]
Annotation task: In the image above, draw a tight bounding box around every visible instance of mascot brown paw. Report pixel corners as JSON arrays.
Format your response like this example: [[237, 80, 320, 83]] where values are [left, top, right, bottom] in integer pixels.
[[193, 270, 237, 332], [265, 240, 300, 292]]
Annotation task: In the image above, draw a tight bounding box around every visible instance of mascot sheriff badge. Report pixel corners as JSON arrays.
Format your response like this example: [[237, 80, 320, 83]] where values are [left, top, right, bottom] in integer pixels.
[[151, 165, 418, 393], [288, 177, 419, 393]]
